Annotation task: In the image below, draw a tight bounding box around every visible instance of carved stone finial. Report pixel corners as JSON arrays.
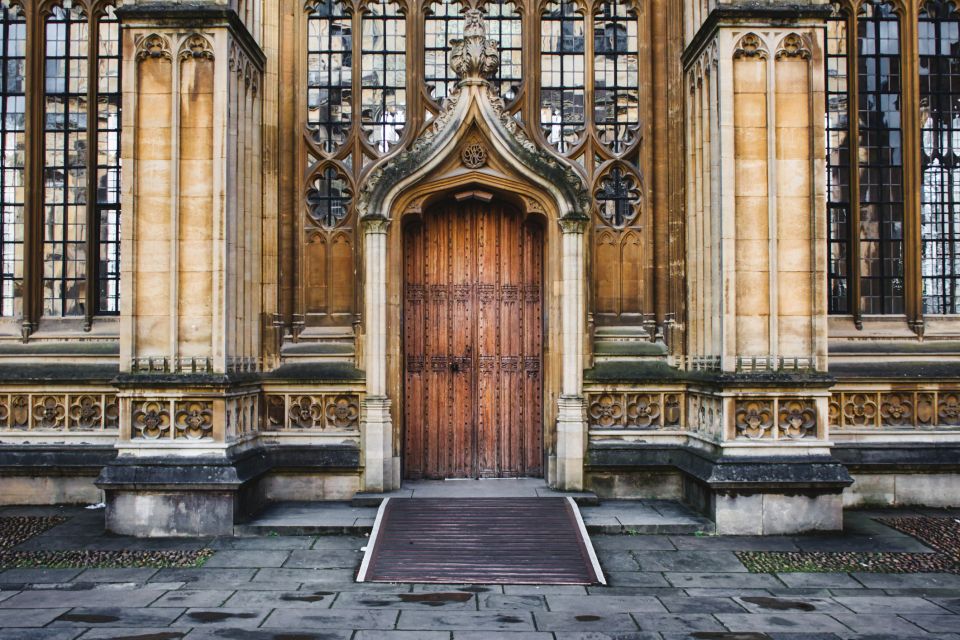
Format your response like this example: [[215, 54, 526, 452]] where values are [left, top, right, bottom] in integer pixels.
[[449, 9, 500, 83]]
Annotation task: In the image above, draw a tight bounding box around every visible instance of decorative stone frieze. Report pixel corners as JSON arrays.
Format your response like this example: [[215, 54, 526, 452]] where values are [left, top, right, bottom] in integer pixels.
[[586, 392, 683, 430], [264, 393, 361, 431], [0, 392, 119, 432], [734, 397, 819, 440], [831, 389, 960, 430]]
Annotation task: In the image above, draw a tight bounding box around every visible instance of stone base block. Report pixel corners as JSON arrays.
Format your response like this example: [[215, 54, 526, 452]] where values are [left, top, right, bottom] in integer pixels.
[[712, 491, 843, 535], [586, 470, 683, 500], [105, 490, 237, 537], [844, 471, 960, 508], [0, 476, 103, 506], [258, 472, 361, 501]]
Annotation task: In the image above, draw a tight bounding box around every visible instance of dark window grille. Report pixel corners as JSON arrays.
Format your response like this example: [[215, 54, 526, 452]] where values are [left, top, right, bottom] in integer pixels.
[[919, 1, 960, 314], [361, 0, 406, 154], [593, 0, 639, 154], [540, 0, 585, 153], [307, 0, 353, 152], [0, 7, 25, 317]]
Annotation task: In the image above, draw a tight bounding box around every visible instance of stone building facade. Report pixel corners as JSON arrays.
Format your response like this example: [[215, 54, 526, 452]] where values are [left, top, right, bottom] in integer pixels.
[[0, 0, 957, 536]]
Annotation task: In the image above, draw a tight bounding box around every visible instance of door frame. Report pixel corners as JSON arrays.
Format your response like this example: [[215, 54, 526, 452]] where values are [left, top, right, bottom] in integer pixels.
[[399, 194, 547, 480]]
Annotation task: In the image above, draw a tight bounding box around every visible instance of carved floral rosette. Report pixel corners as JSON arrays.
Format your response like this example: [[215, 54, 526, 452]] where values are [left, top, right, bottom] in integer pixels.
[[264, 393, 361, 431], [830, 389, 960, 429], [586, 391, 683, 430]]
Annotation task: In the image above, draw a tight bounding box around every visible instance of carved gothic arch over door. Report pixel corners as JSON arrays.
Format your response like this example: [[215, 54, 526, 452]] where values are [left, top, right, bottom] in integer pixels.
[[355, 10, 592, 492]]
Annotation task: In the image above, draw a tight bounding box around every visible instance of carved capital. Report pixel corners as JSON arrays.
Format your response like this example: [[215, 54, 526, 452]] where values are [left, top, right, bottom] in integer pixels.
[[361, 216, 390, 234], [558, 217, 588, 234]]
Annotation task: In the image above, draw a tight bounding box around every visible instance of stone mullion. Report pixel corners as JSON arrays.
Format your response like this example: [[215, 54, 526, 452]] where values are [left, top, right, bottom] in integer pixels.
[[651, 0, 668, 326], [901, 0, 923, 333], [83, 9, 99, 330], [279, 0, 296, 336], [846, 8, 863, 328], [23, 3, 43, 338]]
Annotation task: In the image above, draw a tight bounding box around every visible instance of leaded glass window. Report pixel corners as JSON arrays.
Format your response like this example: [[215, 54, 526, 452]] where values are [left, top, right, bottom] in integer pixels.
[[0, 6, 24, 317], [485, 0, 522, 102], [307, 0, 353, 152], [827, 8, 851, 314], [920, 1, 960, 314], [97, 7, 121, 314], [596, 165, 640, 228], [540, 0, 585, 153], [43, 4, 89, 317], [593, 0, 639, 153], [362, 0, 406, 154], [857, 0, 904, 315], [425, 0, 464, 103]]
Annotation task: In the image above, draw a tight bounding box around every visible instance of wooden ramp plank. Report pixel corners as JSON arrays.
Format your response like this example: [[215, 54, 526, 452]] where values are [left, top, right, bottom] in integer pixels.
[[357, 497, 605, 585]]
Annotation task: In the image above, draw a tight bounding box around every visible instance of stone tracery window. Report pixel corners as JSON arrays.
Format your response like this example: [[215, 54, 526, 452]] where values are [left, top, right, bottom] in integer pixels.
[[306, 167, 350, 230], [306, 0, 353, 153], [540, 0, 585, 153], [425, 0, 464, 102], [485, 0, 522, 102], [361, 0, 406, 154], [0, 6, 25, 317], [593, 0, 640, 154]]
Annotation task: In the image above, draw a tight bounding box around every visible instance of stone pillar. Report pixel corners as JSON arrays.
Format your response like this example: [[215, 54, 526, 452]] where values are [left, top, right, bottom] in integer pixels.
[[679, 3, 851, 533], [556, 218, 588, 490], [98, 1, 266, 536], [360, 217, 396, 491]]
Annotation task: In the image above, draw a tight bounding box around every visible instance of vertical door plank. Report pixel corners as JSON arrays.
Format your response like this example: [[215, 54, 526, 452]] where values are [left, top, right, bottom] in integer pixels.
[[523, 220, 544, 476], [499, 207, 523, 476], [476, 201, 500, 476], [450, 205, 475, 477], [424, 211, 449, 478], [403, 221, 424, 478]]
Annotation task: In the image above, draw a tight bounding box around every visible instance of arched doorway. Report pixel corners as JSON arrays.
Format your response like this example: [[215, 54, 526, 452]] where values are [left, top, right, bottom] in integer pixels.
[[402, 196, 544, 479]]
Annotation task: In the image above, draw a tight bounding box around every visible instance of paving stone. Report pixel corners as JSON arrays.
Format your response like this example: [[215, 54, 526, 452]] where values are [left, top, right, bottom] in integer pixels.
[[883, 587, 960, 597], [658, 596, 747, 613], [556, 633, 658, 640], [72, 568, 159, 583], [253, 568, 355, 583], [670, 536, 800, 551], [0, 608, 70, 627], [150, 590, 234, 607], [149, 568, 257, 584], [204, 550, 291, 568], [49, 606, 185, 627], [175, 608, 270, 628], [502, 585, 588, 595], [533, 611, 639, 632], [178, 580, 303, 591], [0, 588, 167, 608], [591, 535, 677, 552], [208, 536, 316, 550], [310, 536, 370, 550], [545, 595, 667, 613], [716, 613, 852, 634], [454, 633, 553, 640], [775, 574, 862, 589], [684, 588, 775, 598], [398, 611, 536, 631], [766, 589, 835, 598], [332, 591, 477, 610], [263, 608, 399, 630], [632, 551, 747, 572], [356, 633, 449, 640], [833, 596, 951, 613], [588, 586, 685, 596], [828, 613, 929, 636], [81, 628, 190, 639], [224, 589, 337, 608], [633, 612, 727, 632], [480, 595, 546, 610], [899, 614, 960, 633], [792, 537, 932, 554], [605, 572, 672, 588], [930, 597, 960, 614], [184, 630, 352, 640], [284, 549, 364, 569], [598, 553, 642, 572], [0, 569, 82, 584], [665, 573, 786, 589], [852, 573, 960, 589], [411, 584, 501, 593], [732, 596, 852, 614], [0, 630, 83, 640]]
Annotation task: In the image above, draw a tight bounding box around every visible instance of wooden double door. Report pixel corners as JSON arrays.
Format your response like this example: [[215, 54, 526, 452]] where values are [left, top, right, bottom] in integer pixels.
[[403, 198, 544, 479]]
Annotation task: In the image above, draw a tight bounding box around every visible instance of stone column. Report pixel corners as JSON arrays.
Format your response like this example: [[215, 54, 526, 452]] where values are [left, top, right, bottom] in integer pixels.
[[360, 217, 396, 491], [556, 218, 588, 490]]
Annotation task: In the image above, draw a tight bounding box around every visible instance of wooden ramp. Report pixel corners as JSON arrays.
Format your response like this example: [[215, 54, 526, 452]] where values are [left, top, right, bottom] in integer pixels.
[[357, 497, 605, 585]]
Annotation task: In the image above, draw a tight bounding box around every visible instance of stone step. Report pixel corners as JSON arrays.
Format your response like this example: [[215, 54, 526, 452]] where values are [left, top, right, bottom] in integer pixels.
[[351, 486, 600, 507]]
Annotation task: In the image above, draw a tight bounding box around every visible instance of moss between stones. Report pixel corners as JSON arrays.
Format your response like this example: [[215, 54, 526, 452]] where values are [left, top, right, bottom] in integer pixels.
[[0, 548, 213, 569], [0, 516, 68, 550]]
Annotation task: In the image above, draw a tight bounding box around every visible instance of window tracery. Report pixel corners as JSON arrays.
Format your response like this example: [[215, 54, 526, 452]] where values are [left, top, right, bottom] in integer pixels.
[[361, 0, 406, 154], [306, 0, 353, 153], [0, 5, 25, 317], [539, 0, 585, 153]]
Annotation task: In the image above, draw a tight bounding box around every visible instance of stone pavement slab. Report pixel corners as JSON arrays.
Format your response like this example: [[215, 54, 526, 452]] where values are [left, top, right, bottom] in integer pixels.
[[203, 550, 291, 568], [534, 611, 640, 631], [174, 608, 270, 628], [49, 606, 185, 627], [397, 610, 536, 631]]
